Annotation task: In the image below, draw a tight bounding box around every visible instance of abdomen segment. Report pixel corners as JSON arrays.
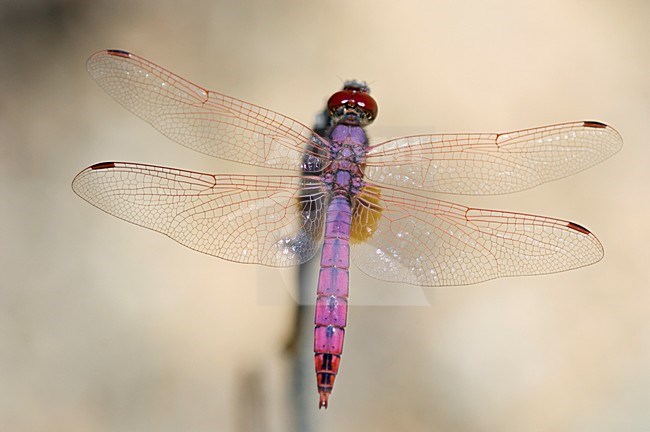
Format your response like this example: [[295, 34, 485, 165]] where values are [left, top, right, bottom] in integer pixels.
[[314, 195, 351, 408]]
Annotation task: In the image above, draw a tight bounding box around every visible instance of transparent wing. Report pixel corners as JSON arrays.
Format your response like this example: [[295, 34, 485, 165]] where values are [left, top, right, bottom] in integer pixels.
[[72, 162, 327, 266], [365, 121, 622, 195], [351, 184, 603, 286], [86, 50, 328, 172]]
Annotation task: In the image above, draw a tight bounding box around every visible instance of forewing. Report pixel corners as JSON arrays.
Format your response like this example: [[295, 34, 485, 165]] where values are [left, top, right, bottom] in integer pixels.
[[365, 121, 622, 195], [351, 184, 603, 286], [86, 50, 328, 172], [72, 162, 326, 266]]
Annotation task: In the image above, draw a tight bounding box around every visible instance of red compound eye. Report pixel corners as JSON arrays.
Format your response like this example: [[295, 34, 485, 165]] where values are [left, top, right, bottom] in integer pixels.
[[327, 90, 378, 120]]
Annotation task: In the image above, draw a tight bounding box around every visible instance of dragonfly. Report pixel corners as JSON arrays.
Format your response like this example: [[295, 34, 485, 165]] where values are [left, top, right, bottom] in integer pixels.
[[73, 49, 622, 409]]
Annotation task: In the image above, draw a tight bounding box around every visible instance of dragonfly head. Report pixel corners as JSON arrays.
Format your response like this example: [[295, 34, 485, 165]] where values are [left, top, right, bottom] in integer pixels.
[[327, 81, 378, 126]]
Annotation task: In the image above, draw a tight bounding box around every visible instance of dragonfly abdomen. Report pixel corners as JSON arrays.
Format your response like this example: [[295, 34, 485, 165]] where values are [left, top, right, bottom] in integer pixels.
[[314, 195, 351, 409]]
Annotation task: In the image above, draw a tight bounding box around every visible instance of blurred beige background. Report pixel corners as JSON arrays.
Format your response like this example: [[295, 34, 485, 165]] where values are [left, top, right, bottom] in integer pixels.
[[1, 0, 648, 431]]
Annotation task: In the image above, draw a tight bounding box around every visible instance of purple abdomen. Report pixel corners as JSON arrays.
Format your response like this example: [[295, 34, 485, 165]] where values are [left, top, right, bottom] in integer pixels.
[[314, 195, 351, 408]]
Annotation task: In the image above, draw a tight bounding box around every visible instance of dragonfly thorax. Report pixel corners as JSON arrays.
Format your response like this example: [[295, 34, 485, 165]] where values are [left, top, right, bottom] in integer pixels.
[[323, 124, 368, 195]]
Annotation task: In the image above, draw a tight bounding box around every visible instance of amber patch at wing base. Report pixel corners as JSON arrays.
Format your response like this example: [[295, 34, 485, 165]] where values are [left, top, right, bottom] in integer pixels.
[[350, 186, 383, 244]]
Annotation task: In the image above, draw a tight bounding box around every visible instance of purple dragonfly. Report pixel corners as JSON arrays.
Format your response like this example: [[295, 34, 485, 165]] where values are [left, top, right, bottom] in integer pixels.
[[73, 50, 622, 409]]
